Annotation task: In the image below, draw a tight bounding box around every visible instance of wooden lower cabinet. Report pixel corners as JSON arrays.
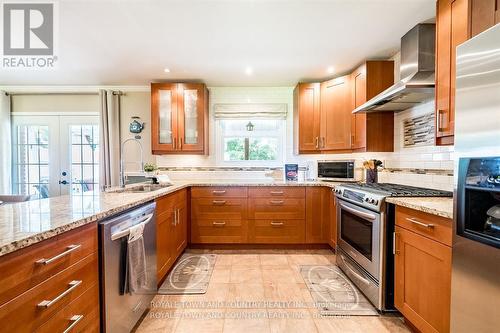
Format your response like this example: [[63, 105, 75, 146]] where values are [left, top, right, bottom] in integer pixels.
[[156, 188, 188, 283], [249, 219, 305, 244], [394, 225, 452, 333], [305, 187, 331, 243]]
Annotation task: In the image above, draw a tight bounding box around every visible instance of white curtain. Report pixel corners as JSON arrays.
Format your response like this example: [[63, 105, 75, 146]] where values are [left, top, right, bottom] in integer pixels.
[[0, 92, 11, 194], [213, 103, 288, 119], [99, 90, 121, 189]]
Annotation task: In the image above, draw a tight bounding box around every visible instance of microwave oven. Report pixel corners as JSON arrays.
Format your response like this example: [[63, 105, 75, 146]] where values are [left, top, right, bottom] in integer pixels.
[[317, 160, 356, 181]]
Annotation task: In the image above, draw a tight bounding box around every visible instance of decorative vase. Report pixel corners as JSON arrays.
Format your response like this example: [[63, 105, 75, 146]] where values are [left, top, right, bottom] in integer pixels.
[[366, 169, 378, 184]]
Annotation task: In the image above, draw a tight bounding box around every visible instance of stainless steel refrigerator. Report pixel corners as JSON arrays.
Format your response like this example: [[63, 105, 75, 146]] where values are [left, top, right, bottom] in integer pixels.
[[451, 23, 500, 333]]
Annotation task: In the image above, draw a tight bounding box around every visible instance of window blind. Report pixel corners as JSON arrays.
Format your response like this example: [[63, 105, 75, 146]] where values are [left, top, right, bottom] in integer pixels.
[[213, 103, 287, 119]]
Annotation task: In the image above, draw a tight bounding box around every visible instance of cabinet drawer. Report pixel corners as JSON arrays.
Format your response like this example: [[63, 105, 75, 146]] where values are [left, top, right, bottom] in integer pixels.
[[250, 219, 305, 244], [248, 187, 305, 198], [192, 198, 247, 220], [395, 206, 452, 246], [0, 223, 97, 307], [248, 198, 305, 220], [191, 219, 247, 243], [191, 186, 248, 198], [0, 252, 98, 333], [35, 283, 99, 333]]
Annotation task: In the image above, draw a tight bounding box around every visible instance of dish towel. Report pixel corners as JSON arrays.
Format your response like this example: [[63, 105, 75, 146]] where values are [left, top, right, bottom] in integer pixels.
[[126, 223, 147, 293]]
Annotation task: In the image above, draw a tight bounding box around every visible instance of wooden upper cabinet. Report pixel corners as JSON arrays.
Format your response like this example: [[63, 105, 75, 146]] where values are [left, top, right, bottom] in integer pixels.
[[470, 0, 499, 37], [320, 75, 352, 151], [350, 61, 395, 152], [435, 0, 469, 145], [151, 83, 209, 155], [294, 83, 321, 153]]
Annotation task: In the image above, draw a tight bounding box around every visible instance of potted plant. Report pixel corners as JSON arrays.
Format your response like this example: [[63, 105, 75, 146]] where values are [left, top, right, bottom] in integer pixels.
[[143, 163, 158, 177]]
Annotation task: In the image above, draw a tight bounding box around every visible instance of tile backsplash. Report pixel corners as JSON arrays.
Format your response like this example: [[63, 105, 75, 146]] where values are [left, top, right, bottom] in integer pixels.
[[156, 86, 454, 192]]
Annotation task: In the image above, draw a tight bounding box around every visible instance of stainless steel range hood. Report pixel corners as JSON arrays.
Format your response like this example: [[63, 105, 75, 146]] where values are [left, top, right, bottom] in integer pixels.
[[353, 23, 436, 113]]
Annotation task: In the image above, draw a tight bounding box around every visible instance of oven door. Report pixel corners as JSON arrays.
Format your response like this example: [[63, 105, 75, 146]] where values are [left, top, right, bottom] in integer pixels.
[[337, 199, 381, 279]]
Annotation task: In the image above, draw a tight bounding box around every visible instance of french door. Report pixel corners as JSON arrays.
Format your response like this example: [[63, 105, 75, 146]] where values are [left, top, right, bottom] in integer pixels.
[[12, 115, 99, 199]]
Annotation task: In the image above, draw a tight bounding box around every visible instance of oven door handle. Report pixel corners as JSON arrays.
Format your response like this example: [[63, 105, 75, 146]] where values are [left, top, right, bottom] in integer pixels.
[[339, 203, 377, 221], [340, 254, 371, 286]]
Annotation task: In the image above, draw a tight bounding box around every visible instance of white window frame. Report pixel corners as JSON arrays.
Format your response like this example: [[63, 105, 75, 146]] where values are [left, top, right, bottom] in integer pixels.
[[215, 118, 286, 167]]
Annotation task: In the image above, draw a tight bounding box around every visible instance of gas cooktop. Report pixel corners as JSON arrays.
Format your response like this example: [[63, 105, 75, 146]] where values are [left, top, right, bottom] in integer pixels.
[[340, 183, 453, 197]]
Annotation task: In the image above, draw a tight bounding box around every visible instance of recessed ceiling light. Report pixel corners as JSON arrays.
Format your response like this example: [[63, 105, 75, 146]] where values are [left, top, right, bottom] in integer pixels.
[[327, 66, 334, 74], [245, 67, 253, 76], [163, 68, 171, 73]]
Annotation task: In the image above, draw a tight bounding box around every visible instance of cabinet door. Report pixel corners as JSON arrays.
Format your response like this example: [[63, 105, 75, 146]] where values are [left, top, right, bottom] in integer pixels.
[[305, 187, 330, 243], [177, 83, 207, 153], [294, 83, 321, 152], [351, 67, 367, 149], [156, 210, 175, 283], [174, 202, 188, 258], [435, 0, 469, 144], [394, 226, 452, 333], [320, 75, 352, 150], [151, 83, 178, 153], [329, 190, 337, 248], [470, 0, 498, 37]]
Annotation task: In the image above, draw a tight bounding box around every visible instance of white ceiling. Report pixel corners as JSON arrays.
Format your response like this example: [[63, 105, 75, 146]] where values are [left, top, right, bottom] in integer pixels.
[[1, 0, 435, 86]]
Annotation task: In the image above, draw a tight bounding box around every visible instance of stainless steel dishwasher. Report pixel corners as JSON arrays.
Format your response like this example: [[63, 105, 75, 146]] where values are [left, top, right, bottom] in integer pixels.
[[99, 202, 157, 333]]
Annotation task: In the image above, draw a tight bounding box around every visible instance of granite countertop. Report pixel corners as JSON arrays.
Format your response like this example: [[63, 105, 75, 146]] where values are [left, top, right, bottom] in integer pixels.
[[0, 179, 340, 257], [386, 197, 454, 219]]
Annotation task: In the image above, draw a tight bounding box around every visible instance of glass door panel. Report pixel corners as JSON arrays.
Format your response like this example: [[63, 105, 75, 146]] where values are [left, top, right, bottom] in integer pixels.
[[183, 89, 199, 145], [159, 90, 173, 144]]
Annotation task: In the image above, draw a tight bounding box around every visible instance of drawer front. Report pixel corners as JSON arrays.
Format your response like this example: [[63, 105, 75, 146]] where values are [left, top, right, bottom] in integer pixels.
[[0, 252, 98, 333], [35, 283, 99, 333], [250, 219, 305, 244], [0, 223, 97, 307], [395, 206, 452, 246], [192, 198, 247, 220], [191, 219, 247, 243], [248, 198, 305, 220], [248, 187, 305, 198], [191, 186, 248, 198]]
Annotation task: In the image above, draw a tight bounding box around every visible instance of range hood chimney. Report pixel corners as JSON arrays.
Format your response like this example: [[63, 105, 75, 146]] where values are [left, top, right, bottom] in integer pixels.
[[353, 23, 436, 113]]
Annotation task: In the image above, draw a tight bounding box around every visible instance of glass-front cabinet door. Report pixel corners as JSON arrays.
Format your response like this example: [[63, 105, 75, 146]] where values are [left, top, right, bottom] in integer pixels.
[[151, 83, 178, 153], [177, 83, 207, 152]]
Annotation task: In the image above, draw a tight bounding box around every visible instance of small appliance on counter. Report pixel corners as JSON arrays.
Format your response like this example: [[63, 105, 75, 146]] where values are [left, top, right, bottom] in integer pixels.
[[317, 160, 356, 182]]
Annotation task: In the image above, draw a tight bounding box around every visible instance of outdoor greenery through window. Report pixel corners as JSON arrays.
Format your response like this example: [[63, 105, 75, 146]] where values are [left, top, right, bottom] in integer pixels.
[[220, 119, 283, 163]]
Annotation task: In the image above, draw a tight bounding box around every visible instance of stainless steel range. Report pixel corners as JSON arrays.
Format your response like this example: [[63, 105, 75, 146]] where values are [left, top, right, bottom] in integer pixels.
[[333, 183, 452, 311]]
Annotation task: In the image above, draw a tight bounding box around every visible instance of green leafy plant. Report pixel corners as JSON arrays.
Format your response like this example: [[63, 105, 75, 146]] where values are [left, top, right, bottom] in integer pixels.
[[143, 163, 157, 173]]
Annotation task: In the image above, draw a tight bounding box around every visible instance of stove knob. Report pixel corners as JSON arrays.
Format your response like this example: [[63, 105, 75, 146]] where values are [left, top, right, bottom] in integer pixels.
[[364, 197, 370, 202], [372, 199, 378, 205], [370, 198, 375, 204]]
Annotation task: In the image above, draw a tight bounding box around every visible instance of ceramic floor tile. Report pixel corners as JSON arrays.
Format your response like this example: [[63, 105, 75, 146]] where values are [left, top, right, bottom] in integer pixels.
[[263, 282, 309, 307], [211, 267, 231, 283], [231, 254, 260, 267], [262, 267, 301, 283], [215, 255, 233, 267], [268, 309, 319, 333], [227, 283, 266, 308], [229, 267, 263, 283], [259, 254, 289, 266], [223, 309, 271, 333], [174, 309, 225, 333], [135, 309, 182, 333]]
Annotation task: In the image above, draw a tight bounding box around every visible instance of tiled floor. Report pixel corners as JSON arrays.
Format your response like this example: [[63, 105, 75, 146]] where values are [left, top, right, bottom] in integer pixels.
[[135, 250, 410, 333]]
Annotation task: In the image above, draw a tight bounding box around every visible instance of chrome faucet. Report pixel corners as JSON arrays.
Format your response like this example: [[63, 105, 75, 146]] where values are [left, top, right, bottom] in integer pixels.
[[120, 138, 144, 188]]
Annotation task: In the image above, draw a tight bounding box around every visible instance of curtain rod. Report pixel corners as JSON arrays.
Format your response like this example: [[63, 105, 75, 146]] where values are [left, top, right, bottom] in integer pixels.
[[5, 91, 125, 96]]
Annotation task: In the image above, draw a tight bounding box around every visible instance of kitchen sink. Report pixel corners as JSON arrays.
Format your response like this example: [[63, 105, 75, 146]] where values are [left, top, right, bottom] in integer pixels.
[[124, 183, 172, 193]]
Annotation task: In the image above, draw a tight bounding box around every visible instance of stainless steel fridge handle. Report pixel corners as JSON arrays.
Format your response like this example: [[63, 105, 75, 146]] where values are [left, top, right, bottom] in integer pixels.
[[339, 203, 377, 221]]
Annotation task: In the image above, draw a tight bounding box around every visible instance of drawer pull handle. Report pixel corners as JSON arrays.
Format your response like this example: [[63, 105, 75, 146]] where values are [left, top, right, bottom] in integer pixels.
[[269, 200, 284, 205], [63, 315, 84, 333], [37, 280, 82, 308], [270, 221, 284, 227], [270, 191, 284, 195], [212, 190, 226, 195], [406, 217, 434, 229], [35, 244, 81, 265], [212, 200, 227, 205], [212, 221, 226, 226]]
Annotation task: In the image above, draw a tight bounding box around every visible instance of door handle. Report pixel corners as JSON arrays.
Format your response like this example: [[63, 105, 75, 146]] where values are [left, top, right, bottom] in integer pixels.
[[212, 221, 226, 227], [340, 254, 371, 285], [37, 280, 82, 308], [393, 232, 400, 255], [59, 180, 68, 185], [36, 244, 81, 265], [212, 200, 226, 205], [437, 109, 447, 131], [315, 137, 319, 149], [269, 200, 284, 205], [339, 203, 377, 221], [110, 213, 154, 241], [406, 217, 434, 229], [269, 191, 284, 195], [173, 137, 176, 149], [270, 221, 284, 227], [212, 190, 226, 195], [179, 138, 182, 149], [63, 315, 84, 333]]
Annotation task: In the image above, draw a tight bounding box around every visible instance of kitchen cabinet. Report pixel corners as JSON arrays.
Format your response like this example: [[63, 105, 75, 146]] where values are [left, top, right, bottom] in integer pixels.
[[469, 0, 500, 37], [394, 207, 452, 333], [151, 83, 209, 155], [320, 75, 353, 151], [351, 61, 395, 152], [156, 188, 188, 283], [0, 224, 99, 332], [293, 83, 321, 153], [305, 187, 331, 243], [435, 0, 469, 145]]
